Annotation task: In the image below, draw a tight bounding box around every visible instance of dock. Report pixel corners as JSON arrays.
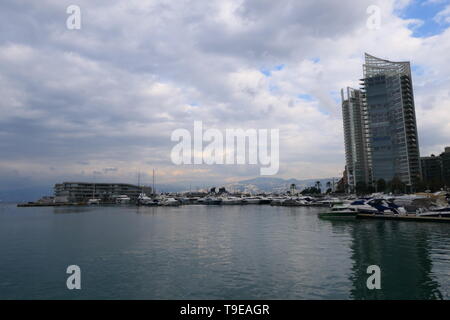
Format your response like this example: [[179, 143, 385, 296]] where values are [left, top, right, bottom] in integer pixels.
[[17, 203, 85, 207], [357, 213, 450, 223]]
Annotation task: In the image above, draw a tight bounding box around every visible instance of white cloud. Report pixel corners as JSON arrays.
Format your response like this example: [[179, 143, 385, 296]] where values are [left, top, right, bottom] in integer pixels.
[[434, 5, 450, 24]]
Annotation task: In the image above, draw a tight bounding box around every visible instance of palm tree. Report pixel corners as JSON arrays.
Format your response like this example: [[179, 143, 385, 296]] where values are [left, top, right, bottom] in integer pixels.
[[326, 181, 332, 194], [315, 181, 322, 192]]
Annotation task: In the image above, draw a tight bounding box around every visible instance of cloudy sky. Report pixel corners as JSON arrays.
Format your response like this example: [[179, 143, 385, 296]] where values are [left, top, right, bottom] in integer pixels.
[[1, 0, 450, 191]]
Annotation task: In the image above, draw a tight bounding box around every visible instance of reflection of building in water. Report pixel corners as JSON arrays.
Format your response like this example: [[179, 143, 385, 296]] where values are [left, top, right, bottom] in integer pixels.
[[347, 220, 442, 300]]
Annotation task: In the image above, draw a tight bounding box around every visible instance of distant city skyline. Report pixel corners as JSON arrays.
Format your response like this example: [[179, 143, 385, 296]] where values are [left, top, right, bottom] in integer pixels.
[[1, 0, 450, 193]]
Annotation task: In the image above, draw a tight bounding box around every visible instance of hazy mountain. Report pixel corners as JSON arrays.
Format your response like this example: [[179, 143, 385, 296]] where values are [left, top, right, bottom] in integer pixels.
[[224, 177, 339, 193]]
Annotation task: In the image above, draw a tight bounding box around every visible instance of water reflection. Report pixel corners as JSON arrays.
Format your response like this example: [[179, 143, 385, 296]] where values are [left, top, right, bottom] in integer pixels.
[[52, 206, 91, 214], [346, 220, 442, 299]]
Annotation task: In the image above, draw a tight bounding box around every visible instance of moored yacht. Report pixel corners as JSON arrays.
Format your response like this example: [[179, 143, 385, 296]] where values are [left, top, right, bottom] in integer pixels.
[[114, 195, 131, 205], [87, 198, 101, 205], [319, 198, 407, 218], [160, 197, 180, 206], [137, 193, 156, 206], [204, 197, 222, 205], [242, 197, 261, 205], [220, 197, 243, 205], [416, 206, 450, 217]]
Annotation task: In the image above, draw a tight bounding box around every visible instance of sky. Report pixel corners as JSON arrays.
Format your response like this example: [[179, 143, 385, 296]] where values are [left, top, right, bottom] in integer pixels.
[[1, 0, 450, 191]]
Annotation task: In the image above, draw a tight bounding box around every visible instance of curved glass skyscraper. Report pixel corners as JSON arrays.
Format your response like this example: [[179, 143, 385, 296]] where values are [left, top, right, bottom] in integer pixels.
[[342, 54, 421, 191]]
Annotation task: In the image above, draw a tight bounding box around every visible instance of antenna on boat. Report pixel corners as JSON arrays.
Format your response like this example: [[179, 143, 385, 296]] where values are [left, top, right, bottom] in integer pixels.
[[152, 168, 156, 196], [138, 170, 141, 187], [92, 171, 96, 200]]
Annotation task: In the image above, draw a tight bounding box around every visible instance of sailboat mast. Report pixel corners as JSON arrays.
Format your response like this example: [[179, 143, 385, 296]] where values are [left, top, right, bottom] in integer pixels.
[[152, 168, 155, 196]]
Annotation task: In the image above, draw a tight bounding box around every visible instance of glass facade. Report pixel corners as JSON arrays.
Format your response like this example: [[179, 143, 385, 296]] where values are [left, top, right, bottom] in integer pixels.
[[341, 54, 421, 190], [341, 87, 370, 191], [362, 54, 421, 186]]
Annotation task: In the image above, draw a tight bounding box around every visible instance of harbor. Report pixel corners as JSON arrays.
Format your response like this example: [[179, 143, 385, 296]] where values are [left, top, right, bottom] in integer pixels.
[[17, 180, 450, 224]]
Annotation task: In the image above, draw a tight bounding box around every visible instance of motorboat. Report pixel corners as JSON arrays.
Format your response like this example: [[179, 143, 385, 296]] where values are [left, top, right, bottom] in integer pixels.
[[258, 197, 272, 205], [281, 198, 302, 207], [205, 197, 222, 205], [319, 198, 407, 218], [137, 193, 156, 206], [115, 195, 131, 205], [357, 199, 407, 215], [87, 198, 101, 205], [160, 197, 180, 206], [196, 197, 207, 205], [221, 197, 243, 205], [179, 197, 195, 205], [416, 206, 450, 217], [242, 197, 261, 205]]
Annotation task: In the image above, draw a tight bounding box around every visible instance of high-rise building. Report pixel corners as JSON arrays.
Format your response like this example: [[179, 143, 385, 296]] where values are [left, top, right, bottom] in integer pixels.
[[341, 87, 370, 191], [420, 155, 443, 186], [362, 53, 421, 187], [341, 53, 421, 192], [440, 147, 450, 187]]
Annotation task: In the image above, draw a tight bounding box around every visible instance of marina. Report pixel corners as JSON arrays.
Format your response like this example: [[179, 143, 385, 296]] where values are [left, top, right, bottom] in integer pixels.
[[17, 188, 450, 224]]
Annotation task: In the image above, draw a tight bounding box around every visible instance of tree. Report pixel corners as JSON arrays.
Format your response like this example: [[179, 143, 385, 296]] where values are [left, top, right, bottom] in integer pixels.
[[315, 181, 322, 191], [415, 179, 427, 193], [355, 181, 368, 195], [388, 177, 406, 194], [376, 179, 387, 193], [301, 187, 321, 195]]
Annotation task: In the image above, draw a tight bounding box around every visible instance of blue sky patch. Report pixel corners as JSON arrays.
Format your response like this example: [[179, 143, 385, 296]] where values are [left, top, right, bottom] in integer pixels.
[[412, 64, 425, 76], [260, 64, 285, 77], [297, 93, 315, 101], [398, 0, 449, 37]]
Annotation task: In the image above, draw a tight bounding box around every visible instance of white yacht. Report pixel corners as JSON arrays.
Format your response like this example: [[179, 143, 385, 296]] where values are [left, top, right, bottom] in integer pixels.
[[416, 206, 450, 217], [221, 197, 243, 205], [137, 193, 154, 205], [115, 195, 131, 204], [87, 198, 101, 205], [243, 197, 261, 204], [160, 197, 180, 206]]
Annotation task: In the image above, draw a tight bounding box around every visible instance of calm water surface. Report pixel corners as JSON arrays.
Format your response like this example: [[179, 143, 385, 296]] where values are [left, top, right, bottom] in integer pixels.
[[0, 203, 449, 299]]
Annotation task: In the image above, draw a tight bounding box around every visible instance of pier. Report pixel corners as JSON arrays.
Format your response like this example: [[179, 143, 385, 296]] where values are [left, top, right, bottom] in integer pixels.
[[17, 202, 85, 207], [357, 213, 450, 223]]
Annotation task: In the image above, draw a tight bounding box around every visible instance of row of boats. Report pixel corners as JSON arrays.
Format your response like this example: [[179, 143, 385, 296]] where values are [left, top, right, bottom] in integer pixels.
[[320, 195, 450, 218], [136, 194, 275, 206], [134, 194, 344, 207], [89, 191, 450, 218]]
